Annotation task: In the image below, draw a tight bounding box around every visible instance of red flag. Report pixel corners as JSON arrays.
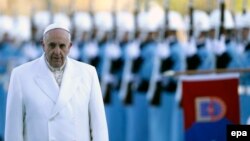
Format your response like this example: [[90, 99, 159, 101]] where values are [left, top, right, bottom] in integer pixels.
[[180, 73, 240, 141]]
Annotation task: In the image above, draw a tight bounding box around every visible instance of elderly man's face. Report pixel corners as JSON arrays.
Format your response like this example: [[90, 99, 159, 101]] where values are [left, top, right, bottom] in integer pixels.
[[42, 29, 72, 68]]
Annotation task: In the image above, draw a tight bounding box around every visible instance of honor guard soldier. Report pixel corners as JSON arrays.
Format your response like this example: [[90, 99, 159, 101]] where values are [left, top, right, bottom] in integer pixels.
[[235, 12, 250, 124], [124, 10, 150, 141], [117, 11, 139, 105], [0, 15, 14, 75], [0, 15, 30, 138], [152, 10, 186, 141], [117, 11, 139, 141], [23, 11, 50, 61], [0, 15, 15, 140], [185, 10, 215, 71], [94, 11, 124, 141], [94, 11, 121, 103], [13, 15, 33, 65], [72, 12, 98, 64], [210, 9, 242, 69]]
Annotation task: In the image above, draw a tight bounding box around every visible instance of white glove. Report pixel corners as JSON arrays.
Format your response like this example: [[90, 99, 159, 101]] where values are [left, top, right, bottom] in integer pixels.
[[184, 38, 197, 57], [156, 42, 170, 59], [212, 36, 226, 55], [126, 41, 140, 59], [106, 43, 121, 59], [84, 42, 99, 58]]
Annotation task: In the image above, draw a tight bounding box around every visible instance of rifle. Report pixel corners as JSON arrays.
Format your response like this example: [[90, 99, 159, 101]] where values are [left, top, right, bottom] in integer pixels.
[[188, 0, 194, 38], [185, 0, 201, 70], [215, 0, 232, 69], [218, 0, 225, 39], [242, 0, 247, 14]]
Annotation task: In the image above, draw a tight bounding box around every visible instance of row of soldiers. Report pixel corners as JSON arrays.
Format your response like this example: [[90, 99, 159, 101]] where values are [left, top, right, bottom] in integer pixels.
[[1, 5, 250, 141], [1, 8, 250, 98]]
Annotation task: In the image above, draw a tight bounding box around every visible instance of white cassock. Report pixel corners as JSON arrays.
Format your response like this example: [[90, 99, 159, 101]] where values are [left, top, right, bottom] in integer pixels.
[[5, 55, 109, 141]]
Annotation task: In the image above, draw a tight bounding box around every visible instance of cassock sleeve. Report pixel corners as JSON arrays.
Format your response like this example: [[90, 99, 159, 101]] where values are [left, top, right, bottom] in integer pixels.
[[89, 67, 109, 141], [5, 69, 24, 141]]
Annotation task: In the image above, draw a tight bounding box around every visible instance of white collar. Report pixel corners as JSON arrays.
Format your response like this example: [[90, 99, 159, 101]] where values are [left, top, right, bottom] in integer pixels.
[[44, 55, 67, 72]]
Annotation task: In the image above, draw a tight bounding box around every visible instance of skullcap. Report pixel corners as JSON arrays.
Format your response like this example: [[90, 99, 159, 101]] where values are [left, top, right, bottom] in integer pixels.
[[43, 23, 70, 36]]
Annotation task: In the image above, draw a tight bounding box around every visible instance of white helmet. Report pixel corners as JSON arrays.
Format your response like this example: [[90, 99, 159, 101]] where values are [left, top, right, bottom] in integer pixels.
[[145, 6, 164, 32], [33, 11, 51, 31], [209, 9, 235, 30], [0, 15, 14, 36], [234, 13, 244, 29], [137, 11, 148, 31], [116, 11, 135, 33], [53, 12, 71, 31], [73, 12, 92, 32], [243, 12, 250, 28], [94, 12, 113, 32], [0, 15, 15, 41], [168, 11, 185, 31], [189, 10, 210, 31], [185, 10, 211, 37], [236, 12, 250, 29], [15, 15, 31, 42], [136, 3, 165, 33], [33, 11, 51, 39]]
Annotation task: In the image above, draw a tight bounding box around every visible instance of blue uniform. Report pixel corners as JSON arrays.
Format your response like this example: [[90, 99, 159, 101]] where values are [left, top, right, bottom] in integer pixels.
[[0, 42, 10, 74], [78, 39, 100, 71], [196, 40, 215, 70], [0, 41, 18, 138], [0, 40, 34, 139], [225, 40, 243, 69], [149, 38, 185, 141], [239, 42, 250, 124], [22, 41, 43, 61], [126, 40, 157, 141], [78, 40, 88, 62], [97, 39, 126, 141], [168, 39, 186, 141], [0, 82, 6, 139], [218, 39, 247, 125]]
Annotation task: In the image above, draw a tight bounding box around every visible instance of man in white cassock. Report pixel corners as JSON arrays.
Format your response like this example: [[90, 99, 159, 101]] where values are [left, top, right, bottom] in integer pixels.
[[5, 23, 109, 141]]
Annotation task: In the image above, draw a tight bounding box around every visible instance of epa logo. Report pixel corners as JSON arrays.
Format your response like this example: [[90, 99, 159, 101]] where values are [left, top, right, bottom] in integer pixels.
[[231, 131, 247, 138], [227, 125, 250, 141]]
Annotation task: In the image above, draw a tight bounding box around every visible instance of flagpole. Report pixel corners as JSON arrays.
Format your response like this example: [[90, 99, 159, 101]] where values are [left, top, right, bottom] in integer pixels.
[[163, 68, 250, 77]]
